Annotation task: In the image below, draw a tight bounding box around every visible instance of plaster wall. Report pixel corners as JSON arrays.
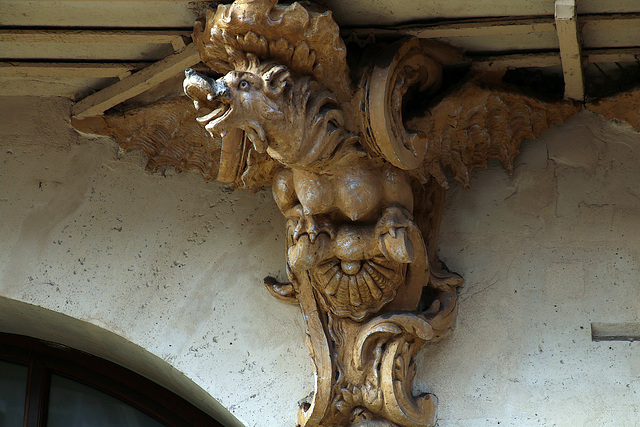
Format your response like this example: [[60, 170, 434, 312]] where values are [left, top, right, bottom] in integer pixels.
[[0, 96, 312, 427], [1, 96, 639, 426], [424, 112, 640, 426]]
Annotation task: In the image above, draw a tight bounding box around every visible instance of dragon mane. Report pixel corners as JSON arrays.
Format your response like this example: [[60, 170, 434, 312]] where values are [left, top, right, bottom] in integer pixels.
[[194, 0, 352, 102]]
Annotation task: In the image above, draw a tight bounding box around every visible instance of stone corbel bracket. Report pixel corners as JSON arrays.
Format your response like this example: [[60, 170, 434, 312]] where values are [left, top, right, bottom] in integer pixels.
[[74, 0, 582, 425], [182, 2, 467, 425]]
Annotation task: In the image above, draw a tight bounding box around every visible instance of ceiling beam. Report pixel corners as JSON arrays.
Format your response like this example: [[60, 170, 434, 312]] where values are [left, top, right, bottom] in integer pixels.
[[555, 0, 585, 101], [472, 53, 562, 71], [585, 48, 640, 64], [4, 48, 634, 82], [472, 47, 640, 72], [72, 43, 199, 118], [343, 16, 556, 39], [343, 13, 640, 43], [0, 62, 149, 79], [582, 13, 640, 31], [390, 17, 555, 38], [0, 29, 191, 45]]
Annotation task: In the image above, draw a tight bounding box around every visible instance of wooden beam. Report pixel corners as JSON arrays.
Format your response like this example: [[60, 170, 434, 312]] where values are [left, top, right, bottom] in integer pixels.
[[555, 0, 584, 101], [4, 48, 634, 84], [72, 43, 199, 118], [0, 62, 149, 79], [343, 13, 640, 47], [2, 13, 637, 49], [585, 48, 640, 64], [0, 29, 191, 44], [582, 13, 640, 31], [472, 47, 639, 72], [472, 52, 562, 71], [343, 16, 556, 39], [404, 17, 555, 38], [170, 36, 190, 52]]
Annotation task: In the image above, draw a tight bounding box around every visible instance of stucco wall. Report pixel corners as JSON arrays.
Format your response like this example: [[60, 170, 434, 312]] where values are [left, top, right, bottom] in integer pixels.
[[0, 96, 312, 427], [1, 96, 639, 426], [426, 111, 640, 426]]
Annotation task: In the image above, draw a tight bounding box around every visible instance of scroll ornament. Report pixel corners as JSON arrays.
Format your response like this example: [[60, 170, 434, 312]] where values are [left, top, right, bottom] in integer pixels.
[[74, 0, 581, 425]]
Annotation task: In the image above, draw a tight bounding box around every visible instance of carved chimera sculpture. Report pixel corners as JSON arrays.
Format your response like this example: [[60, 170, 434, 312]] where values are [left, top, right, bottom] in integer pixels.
[[180, 1, 576, 426], [73, 0, 580, 425], [182, 2, 461, 425]]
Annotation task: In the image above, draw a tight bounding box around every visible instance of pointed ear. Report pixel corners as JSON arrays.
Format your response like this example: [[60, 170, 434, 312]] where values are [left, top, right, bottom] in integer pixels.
[[263, 65, 290, 97]]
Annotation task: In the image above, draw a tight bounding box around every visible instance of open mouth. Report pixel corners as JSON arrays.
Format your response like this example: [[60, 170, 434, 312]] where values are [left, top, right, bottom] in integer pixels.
[[193, 103, 246, 183], [195, 100, 231, 134]]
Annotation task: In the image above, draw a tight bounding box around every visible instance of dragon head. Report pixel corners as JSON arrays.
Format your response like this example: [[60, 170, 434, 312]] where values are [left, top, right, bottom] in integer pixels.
[[184, 58, 346, 175], [182, 0, 353, 181], [184, 63, 291, 156]]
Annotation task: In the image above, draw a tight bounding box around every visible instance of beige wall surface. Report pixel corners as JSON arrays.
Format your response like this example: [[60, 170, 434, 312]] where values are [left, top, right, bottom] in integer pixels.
[[425, 112, 640, 426], [1, 96, 640, 426], [0, 96, 312, 427]]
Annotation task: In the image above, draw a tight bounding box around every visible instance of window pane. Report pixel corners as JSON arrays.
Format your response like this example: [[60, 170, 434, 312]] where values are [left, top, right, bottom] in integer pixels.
[[47, 374, 164, 427], [0, 360, 28, 427]]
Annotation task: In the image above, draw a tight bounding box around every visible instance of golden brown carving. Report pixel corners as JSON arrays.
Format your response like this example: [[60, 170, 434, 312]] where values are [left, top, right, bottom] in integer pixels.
[[586, 86, 640, 132], [179, 2, 581, 425], [416, 80, 580, 188], [72, 97, 277, 192], [360, 38, 442, 171], [75, 1, 585, 425]]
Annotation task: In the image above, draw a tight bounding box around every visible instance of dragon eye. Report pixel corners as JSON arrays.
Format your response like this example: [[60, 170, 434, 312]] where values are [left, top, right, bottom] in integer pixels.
[[239, 80, 250, 89]]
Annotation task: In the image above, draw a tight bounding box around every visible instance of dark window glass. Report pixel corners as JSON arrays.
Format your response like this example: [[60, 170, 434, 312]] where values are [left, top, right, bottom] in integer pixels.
[[0, 360, 28, 427], [47, 374, 164, 427]]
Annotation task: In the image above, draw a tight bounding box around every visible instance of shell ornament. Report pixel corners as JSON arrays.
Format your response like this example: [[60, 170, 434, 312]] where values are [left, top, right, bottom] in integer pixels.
[[311, 256, 405, 321]]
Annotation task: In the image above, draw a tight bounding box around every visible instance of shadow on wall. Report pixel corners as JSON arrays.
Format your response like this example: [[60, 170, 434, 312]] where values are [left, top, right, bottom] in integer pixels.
[[0, 295, 242, 427]]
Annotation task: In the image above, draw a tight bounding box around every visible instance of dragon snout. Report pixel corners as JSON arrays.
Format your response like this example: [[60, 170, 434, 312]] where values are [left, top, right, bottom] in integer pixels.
[[183, 69, 230, 107]]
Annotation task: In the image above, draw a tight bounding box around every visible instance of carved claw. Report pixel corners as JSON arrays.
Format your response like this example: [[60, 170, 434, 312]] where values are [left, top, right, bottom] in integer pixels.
[[375, 207, 415, 263], [288, 234, 332, 270], [293, 214, 336, 243]]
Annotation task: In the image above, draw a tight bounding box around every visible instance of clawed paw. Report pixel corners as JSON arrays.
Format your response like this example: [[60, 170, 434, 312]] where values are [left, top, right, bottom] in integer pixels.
[[375, 206, 416, 263], [375, 206, 413, 238], [293, 214, 335, 243]]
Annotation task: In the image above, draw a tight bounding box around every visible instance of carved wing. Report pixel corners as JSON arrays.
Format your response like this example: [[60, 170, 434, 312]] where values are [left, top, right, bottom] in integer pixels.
[[72, 97, 278, 192], [586, 86, 640, 132], [412, 79, 581, 188], [356, 38, 579, 186]]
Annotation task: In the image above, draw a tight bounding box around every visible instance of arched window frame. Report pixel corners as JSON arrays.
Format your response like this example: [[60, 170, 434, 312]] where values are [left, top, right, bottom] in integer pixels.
[[0, 332, 224, 427]]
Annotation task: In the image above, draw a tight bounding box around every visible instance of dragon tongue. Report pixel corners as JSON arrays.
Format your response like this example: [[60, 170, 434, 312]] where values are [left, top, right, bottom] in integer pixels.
[[196, 104, 226, 123], [217, 128, 245, 183]]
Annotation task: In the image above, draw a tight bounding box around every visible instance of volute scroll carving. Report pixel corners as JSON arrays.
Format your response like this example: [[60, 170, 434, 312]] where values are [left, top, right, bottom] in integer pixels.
[[74, 0, 582, 425], [361, 37, 442, 171]]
